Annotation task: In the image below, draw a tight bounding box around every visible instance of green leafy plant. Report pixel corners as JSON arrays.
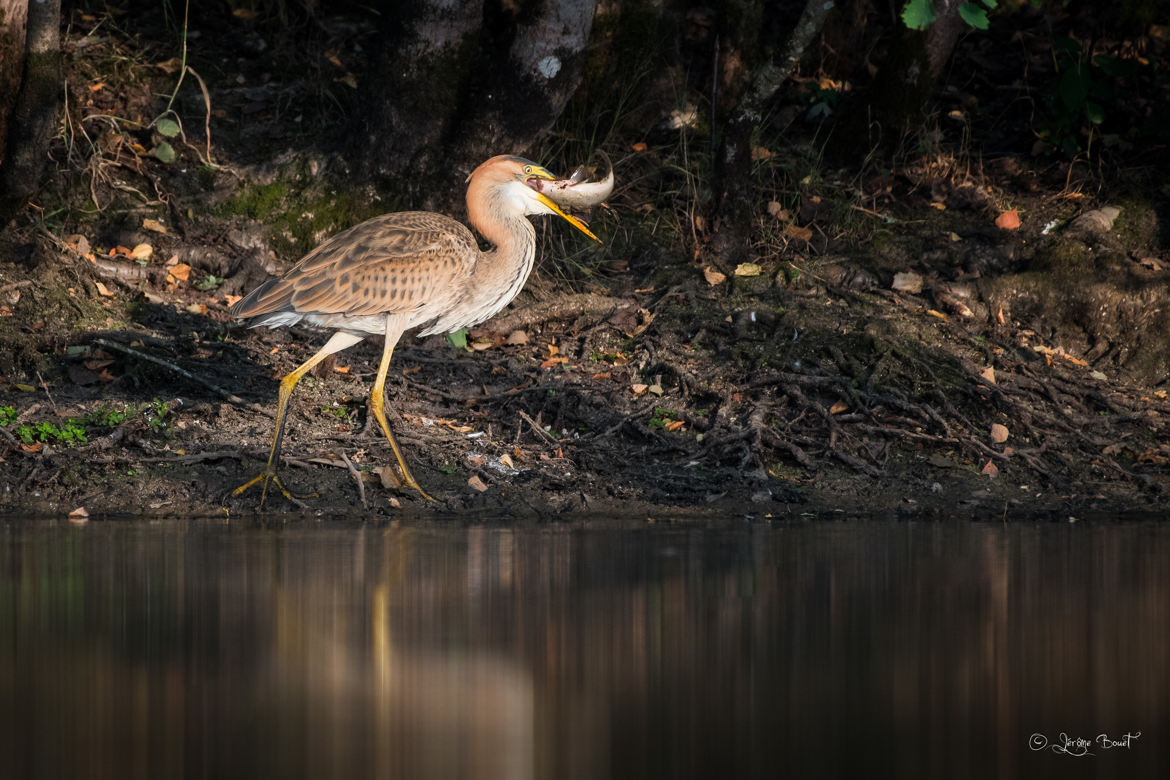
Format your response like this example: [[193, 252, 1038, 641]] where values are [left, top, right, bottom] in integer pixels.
[[648, 407, 682, 430], [1036, 38, 1137, 157], [447, 328, 469, 350], [902, 0, 997, 31], [145, 398, 171, 433], [193, 273, 223, 291], [16, 419, 89, 446], [0, 405, 16, 426]]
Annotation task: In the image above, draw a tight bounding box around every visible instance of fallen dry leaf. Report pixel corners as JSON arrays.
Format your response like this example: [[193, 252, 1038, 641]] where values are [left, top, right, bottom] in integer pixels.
[[734, 263, 762, 277], [928, 201, 946, 210], [185, 302, 207, 315], [224, 293, 243, 307], [990, 423, 1009, 444], [467, 475, 489, 492], [505, 330, 529, 345], [631, 383, 649, 396], [142, 218, 168, 234], [785, 223, 814, 242], [648, 384, 664, 396], [333, 365, 350, 374], [168, 263, 191, 282], [94, 281, 115, 297], [130, 243, 153, 260], [981, 459, 999, 477], [703, 266, 727, 285], [995, 209, 1020, 230], [156, 57, 182, 74], [631, 142, 648, 152], [498, 453, 515, 469], [980, 366, 996, 384], [926, 309, 948, 320], [666, 419, 686, 432], [829, 400, 849, 415], [375, 465, 402, 488], [592, 371, 612, 380]]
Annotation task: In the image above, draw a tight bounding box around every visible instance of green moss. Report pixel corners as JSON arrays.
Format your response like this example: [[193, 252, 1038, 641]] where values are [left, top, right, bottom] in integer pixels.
[[214, 167, 387, 258]]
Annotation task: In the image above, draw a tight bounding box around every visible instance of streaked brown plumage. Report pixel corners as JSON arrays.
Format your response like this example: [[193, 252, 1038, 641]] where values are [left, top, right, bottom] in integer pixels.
[[231, 155, 610, 507]]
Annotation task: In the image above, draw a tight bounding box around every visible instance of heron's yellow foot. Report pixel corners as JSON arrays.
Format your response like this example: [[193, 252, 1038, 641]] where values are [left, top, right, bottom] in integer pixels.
[[403, 476, 438, 504], [232, 472, 318, 507], [381, 465, 438, 503]]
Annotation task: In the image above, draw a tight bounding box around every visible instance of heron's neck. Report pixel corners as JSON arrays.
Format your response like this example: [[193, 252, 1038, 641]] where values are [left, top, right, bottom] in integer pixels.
[[467, 199, 537, 323]]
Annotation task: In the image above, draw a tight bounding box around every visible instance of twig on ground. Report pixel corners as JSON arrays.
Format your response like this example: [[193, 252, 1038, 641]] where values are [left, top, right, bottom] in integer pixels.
[[518, 410, 558, 444], [340, 451, 366, 508], [36, 372, 60, 416]]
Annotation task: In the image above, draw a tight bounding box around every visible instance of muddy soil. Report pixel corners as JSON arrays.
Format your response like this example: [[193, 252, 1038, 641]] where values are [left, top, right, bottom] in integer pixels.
[[2, 7, 1169, 520]]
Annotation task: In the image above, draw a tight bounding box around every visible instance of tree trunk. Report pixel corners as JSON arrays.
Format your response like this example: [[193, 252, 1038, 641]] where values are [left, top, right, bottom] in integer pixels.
[[831, 0, 964, 160], [358, 0, 596, 212], [0, 0, 61, 223], [711, 0, 835, 267], [0, 0, 29, 167], [357, 0, 484, 205], [446, 0, 595, 176]]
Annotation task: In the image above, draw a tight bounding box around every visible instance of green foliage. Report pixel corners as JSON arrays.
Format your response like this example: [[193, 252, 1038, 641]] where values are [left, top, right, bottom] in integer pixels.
[[193, 273, 223, 291], [144, 398, 171, 433], [447, 328, 469, 350], [85, 406, 129, 427], [156, 117, 181, 138], [1036, 38, 1138, 157], [648, 407, 682, 430], [901, 0, 936, 30], [901, 0, 996, 31], [152, 141, 177, 163], [16, 419, 88, 446], [957, 2, 992, 29], [1, 402, 172, 447]]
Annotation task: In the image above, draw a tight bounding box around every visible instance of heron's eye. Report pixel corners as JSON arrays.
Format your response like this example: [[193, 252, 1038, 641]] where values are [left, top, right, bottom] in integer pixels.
[[523, 165, 532, 175]]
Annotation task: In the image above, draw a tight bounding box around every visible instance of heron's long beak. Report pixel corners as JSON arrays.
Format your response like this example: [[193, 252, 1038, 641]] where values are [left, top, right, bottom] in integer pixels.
[[537, 191, 599, 241]]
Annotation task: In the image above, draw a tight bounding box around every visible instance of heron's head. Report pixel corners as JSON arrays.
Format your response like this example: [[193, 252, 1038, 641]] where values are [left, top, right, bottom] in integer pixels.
[[467, 155, 599, 241]]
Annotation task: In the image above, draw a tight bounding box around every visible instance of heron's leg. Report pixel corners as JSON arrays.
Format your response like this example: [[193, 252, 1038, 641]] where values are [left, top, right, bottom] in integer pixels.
[[235, 330, 364, 507], [369, 316, 437, 502]]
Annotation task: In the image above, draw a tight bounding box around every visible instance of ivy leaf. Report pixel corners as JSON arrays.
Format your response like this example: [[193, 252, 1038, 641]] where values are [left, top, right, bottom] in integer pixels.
[[901, 0, 936, 30], [958, 2, 990, 29]]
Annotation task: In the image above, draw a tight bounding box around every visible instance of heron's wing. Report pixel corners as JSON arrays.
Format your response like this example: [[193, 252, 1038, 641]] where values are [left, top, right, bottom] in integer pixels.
[[233, 213, 478, 319]]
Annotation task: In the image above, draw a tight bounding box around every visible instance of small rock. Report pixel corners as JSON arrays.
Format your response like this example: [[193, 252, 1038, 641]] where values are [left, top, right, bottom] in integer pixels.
[[891, 271, 923, 294], [1069, 206, 1121, 236]]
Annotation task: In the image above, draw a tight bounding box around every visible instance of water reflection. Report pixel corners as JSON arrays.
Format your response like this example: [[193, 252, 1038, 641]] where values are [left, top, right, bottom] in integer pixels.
[[0, 520, 1165, 779]]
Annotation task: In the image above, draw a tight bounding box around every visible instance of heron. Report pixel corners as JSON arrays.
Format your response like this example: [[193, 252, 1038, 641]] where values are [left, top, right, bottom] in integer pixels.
[[230, 154, 612, 507]]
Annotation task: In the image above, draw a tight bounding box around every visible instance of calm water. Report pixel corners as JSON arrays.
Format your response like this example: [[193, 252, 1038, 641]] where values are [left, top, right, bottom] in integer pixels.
[[0, 518, 1165, 779]]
